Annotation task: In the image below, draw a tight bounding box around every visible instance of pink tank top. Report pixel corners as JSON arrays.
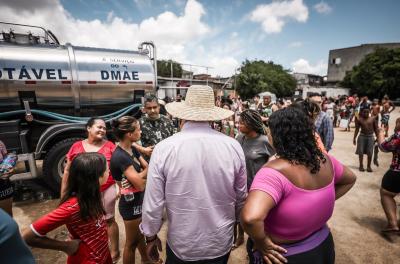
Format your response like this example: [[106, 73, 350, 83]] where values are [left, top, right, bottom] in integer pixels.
[[250, 155, 344, 241]]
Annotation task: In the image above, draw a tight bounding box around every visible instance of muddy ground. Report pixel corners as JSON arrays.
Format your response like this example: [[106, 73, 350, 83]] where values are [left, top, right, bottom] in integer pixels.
[[13, 112, 400, 264]]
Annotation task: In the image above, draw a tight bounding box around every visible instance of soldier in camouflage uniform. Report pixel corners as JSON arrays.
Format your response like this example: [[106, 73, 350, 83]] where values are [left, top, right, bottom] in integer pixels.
[[134, 94, 174, 161]]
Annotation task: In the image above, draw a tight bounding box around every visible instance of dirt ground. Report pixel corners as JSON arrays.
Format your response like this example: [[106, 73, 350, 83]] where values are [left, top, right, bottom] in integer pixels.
[[13, 112, 400, 264]]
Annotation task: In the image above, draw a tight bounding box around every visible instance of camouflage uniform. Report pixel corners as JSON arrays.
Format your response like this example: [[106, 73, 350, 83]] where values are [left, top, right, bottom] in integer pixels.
[[258, 103, 274, 119], [258, 103, 276, 126], [139, 114, 174, 151]]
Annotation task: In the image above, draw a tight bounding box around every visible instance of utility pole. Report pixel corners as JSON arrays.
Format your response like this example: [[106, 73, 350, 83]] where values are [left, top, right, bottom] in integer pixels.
[[234, 68, 238, 97], [206, 67, 209, 86], [170, 60, 174, 98], [190, 65, 192, 85]]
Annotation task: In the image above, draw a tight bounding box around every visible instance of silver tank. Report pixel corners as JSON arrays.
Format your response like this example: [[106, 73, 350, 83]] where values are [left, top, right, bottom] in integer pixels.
[[0, 23, 155, 115]]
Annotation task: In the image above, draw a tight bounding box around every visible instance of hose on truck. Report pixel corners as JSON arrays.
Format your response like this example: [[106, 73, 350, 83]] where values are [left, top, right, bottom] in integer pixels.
[[0, 104, 142, 124]]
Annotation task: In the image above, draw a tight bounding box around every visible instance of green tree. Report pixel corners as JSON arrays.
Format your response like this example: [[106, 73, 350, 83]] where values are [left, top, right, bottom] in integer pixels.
[[157, 60, 183, 78], [236, 60, 296, 99], [341, 48, 400, 99]]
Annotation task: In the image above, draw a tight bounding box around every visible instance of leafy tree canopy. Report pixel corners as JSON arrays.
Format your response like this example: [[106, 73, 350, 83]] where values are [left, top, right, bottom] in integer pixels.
[[235, 60, 297, 99], [157, 60, 183, 78], [341, 48, 400, 99]]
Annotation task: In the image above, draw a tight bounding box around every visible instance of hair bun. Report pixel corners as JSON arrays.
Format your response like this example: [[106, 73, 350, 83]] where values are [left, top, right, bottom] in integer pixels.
[[110, 119, 119, 129]]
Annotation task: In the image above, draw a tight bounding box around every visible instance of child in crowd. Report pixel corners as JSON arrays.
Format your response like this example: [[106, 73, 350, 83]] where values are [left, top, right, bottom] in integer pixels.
[[23, 153, 112, 264], [381, 96, 396, 137]]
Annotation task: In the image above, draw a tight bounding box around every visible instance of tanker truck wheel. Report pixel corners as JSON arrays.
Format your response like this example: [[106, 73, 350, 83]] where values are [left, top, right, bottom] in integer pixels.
[[42, 138, 83, 196]]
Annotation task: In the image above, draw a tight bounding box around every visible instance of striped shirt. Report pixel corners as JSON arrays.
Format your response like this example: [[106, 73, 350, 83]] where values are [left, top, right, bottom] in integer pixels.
[[31, 197, 111, 264]]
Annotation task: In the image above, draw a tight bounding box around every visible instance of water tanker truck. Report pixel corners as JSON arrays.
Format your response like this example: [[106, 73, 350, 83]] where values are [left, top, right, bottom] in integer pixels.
[[0, 22, 157, 193]]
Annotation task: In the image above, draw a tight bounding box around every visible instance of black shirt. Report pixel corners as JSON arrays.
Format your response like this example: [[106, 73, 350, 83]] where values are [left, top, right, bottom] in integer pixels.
[[110, 145, 142, 183]]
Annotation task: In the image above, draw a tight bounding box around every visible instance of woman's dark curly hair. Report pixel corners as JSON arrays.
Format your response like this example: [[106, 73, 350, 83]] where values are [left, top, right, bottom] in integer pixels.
[[268, 107, 326, 174]]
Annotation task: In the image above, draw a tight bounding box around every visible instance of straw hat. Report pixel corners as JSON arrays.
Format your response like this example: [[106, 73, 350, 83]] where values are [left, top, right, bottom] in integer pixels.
[[165, 85, 234, 121]]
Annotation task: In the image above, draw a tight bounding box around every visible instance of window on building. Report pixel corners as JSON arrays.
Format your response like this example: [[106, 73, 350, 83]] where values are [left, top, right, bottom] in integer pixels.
[[332, 57, 341, 65]]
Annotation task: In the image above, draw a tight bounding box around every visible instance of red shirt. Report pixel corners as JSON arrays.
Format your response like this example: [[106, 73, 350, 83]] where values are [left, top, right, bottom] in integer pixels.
[[31, 197, 111, 264], [67, 140, 115, 192]]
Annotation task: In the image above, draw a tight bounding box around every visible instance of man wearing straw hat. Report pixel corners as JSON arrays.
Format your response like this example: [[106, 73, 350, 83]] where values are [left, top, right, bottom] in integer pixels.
[[140, 85, 247, 264]]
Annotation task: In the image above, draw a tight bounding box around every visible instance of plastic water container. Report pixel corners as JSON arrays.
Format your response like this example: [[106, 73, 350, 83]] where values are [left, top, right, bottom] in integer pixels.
[[0, 153, 17, 174], [121, 178, 135, 202], [124, 192, 135, 202]]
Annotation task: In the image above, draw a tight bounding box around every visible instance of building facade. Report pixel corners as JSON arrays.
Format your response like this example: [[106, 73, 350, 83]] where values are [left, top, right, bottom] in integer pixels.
[[292, 72, 324, 89], [301, 86, 349, 99], [327, 43, 400, 84]]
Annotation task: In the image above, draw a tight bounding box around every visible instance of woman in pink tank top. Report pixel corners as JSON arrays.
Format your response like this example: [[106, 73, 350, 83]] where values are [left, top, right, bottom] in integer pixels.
[[241, 107, 356, 264]]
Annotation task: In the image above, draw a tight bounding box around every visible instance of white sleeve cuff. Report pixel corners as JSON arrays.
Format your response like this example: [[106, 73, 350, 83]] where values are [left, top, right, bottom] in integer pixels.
[[139, 223, 156, 237], [30, 224, 46, 237]]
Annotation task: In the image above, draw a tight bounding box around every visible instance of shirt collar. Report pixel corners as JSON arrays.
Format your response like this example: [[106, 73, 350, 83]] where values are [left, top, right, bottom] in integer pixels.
[[181, 121, 211, 131]]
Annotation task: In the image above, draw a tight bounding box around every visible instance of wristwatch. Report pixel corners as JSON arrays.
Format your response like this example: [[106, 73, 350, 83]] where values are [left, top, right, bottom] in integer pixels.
[[145, 235, 157, 245]]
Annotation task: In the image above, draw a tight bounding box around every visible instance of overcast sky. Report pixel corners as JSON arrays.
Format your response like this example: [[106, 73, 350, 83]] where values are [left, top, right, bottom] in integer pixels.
[[1, 0, 399, 77]]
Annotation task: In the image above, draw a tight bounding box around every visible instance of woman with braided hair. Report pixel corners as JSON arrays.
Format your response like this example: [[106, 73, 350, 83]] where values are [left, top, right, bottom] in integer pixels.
[[237, 110, 275, 188], [236, 109, 274, 261]]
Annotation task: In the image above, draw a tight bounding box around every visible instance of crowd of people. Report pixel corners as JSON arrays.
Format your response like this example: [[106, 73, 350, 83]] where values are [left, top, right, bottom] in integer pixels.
[[0, 86, 399, 264]]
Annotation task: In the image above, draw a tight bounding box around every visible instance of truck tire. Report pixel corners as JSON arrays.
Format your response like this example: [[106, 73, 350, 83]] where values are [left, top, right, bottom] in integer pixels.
[[42, 138, 83, 195]]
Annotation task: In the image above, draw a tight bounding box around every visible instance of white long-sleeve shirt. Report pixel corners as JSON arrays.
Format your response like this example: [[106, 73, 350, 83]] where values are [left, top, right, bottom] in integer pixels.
[[140, 121, 247, 261]]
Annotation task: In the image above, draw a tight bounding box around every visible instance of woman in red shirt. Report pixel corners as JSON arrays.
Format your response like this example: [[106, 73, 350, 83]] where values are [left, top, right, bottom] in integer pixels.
[[61, 117, 120, 262], [23, 152, 112, 264]]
